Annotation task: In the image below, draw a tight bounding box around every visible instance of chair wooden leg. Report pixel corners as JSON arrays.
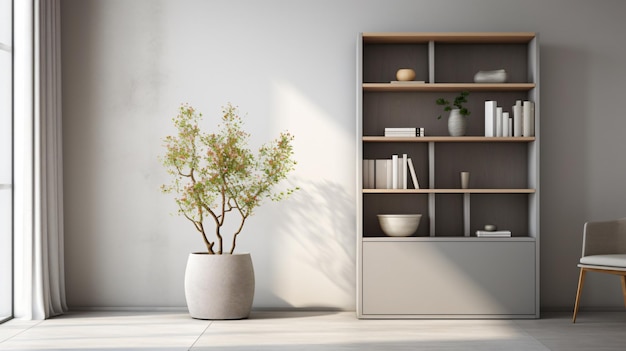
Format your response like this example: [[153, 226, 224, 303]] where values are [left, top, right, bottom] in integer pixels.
[[573, 268, 586, 323], [621, 275, 626, 308]]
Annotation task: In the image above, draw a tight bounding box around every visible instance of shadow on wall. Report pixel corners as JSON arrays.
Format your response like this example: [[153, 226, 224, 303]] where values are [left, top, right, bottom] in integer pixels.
[[265, 177, 356, 304]]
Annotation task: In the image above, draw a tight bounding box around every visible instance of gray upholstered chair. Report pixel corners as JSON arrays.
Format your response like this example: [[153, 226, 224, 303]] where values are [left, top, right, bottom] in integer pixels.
[[573, 218, 626, 322]]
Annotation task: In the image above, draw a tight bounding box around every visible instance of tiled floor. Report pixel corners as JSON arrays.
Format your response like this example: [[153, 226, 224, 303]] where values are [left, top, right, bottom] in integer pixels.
[[1, 310, 625, 350]]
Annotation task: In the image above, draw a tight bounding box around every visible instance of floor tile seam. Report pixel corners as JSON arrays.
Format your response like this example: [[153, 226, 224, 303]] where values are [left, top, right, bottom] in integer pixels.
[[189, 320, 213, 350], [510, 320, 553, 351], [0, 319, 45, 344]]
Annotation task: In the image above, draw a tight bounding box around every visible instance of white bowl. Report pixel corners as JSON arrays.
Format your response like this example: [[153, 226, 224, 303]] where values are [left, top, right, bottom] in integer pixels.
[[377, 214, 422, 237]]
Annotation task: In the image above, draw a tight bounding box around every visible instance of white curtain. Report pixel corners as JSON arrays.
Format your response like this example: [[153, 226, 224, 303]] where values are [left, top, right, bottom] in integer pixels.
[[14, 0, 66, 320]]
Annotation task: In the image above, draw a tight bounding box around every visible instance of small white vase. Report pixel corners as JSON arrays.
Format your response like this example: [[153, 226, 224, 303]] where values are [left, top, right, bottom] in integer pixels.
[[447, 109, 467, 136]]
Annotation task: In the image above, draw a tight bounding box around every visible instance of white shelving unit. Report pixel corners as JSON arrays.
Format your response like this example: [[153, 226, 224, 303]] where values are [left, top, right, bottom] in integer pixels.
[[356, 32, 540, 319]]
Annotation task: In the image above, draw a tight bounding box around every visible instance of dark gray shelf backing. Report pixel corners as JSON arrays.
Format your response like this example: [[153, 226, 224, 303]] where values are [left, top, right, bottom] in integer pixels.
[[434, 143, 528, 189], [434, 194, 464, 236], [362, 193, 430, 237], [434, 44, 529, 83], [470, 194, 529, 236], [363, 44, 429, 83]]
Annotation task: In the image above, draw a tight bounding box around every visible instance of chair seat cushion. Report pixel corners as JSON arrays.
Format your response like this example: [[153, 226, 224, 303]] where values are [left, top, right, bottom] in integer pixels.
[[580, 254, 626, 268]]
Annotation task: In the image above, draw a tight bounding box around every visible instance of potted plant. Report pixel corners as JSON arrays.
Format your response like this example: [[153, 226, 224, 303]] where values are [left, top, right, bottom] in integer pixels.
[[160, 103, 297, 319], [436, 91, 471, 136]]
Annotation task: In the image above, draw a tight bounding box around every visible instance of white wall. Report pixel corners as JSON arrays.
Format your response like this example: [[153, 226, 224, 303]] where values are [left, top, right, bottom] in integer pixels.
[[61, 0, 626, 311]]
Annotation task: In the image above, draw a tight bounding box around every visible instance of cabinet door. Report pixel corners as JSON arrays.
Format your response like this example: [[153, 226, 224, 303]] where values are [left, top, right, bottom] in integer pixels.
[[362, 241, 536, 316]]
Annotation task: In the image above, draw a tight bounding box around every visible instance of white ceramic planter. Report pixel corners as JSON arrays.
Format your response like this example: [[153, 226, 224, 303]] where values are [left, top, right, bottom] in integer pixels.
[[447, 109, 467, 136], [184, 253, 255, 320]]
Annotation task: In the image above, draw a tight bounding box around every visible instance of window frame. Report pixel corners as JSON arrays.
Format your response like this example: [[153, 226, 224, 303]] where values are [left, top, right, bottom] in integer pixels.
[[0, 0, 14, 324]]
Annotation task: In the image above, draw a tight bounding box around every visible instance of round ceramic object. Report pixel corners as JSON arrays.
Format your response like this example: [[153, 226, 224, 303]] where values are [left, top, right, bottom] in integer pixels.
[[184, 253, 255, 320], [484, 224, 497, 231], [377, 214, 422, 237], [396, 68, 416, 81]]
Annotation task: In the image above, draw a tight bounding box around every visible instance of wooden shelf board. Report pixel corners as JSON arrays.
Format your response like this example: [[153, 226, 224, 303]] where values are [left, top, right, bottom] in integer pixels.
[[363, 83, 535, 92], [363, 136, 535, 142], [362, 236, 536, 242], [362, 32, 536, 44], [363, 188, 535, 194]]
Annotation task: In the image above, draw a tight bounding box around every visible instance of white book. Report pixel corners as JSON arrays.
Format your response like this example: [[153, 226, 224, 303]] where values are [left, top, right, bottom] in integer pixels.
[[509, 116, 513, 136], [362, 161, 369, 189], [513, 101, 523, 137], [375, 159, 388, 189], [476, 230, 512, 237], [386, 159, 393, 189], [502, 112, 510, 137], [523, 101, 535, 137], [407, 158, 419, 189], [484, 101, 497, 137], [385, 127, 417, 132], [401, 154, 408, 189], [385, 132, 415, 137], [496, 107, 503, 137], [368, 160, 375, 189], [391, 154, 398, 189], [362, 160, 375, 189]]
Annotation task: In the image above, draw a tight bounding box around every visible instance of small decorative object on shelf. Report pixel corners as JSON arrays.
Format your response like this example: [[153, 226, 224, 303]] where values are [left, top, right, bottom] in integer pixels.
[[378, 214, 422, 237], [460, 171, 470, 189], [474, 69, 507, 83], [395, 68, 416, 81], [484, 224, 497, 231]]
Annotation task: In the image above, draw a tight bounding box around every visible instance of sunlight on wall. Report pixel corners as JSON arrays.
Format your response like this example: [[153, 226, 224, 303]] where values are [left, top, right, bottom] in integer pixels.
[[265, 79, 356, 308]]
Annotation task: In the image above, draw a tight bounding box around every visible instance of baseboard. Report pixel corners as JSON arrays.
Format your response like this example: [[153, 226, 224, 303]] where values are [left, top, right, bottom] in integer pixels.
[[68, 306, 189, 313]]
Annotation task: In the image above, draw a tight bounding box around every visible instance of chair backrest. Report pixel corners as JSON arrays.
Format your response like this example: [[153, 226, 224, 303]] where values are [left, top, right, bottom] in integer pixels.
[[582, 218, 626, 257]]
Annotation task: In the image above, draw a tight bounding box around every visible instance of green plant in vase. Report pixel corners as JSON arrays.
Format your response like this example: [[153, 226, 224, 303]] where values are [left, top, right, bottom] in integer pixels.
[[436, 91, 471, 119], [160, 103, 298, 254]]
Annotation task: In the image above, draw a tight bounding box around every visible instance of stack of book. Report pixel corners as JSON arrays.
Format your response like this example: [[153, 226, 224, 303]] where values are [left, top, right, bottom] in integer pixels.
[[363, 154, 420, 189], [485, 100, 535, 137], [476, 230, 512, 238], [384, 127, 426, 137], [384, 128, 416, 137]]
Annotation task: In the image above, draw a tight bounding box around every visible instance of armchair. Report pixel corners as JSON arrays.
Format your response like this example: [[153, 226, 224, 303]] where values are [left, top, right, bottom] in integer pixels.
[[573, 218, 626, 322]]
